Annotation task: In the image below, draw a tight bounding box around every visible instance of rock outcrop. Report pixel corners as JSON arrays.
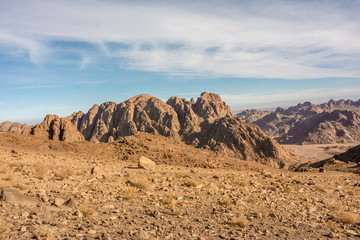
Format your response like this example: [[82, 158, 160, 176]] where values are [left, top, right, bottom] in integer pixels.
[[0, 121, 29, 132], [237, 99, 360, 144], [27, 114, 84, 142], [333, 145, 360, 164], [64, 92, 301, 168]]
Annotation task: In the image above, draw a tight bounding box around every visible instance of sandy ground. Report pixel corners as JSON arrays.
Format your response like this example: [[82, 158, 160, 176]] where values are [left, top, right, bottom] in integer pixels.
[[0, 132, 359, 239], [283, 143, 360, 161]]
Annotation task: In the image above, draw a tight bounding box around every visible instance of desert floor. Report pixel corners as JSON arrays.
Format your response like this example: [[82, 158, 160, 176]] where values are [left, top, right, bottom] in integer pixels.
[[283, 143, 360, 161], [0, 132, 359, 239]]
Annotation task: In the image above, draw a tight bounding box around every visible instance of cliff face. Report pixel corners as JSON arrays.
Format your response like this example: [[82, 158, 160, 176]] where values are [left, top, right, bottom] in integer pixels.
[[27, 114, 84, 142], [63, 92, 300, 168], [237, 99, 360, 144]]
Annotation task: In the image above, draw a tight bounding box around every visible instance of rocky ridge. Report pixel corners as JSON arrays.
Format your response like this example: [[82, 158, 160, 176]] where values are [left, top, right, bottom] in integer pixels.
[[0, 121, 28, 132], [26, 114, 84, 142], [237, 99, 360, 145], [29, 92, 301, 168]]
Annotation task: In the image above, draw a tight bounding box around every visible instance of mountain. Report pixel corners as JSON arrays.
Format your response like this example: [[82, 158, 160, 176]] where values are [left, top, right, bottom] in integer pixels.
[[28, 92, 303, 168], [25, 114, 84, 142], [0, 121, 28, 132], [237, 99, 360, 144]]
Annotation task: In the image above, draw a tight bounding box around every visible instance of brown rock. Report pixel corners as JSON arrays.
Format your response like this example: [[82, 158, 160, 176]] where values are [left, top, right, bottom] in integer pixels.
[[27, 114, 84, 142], [0, 188, 38, 206], [138, 156, 156, 170], [0, 121, 29, 132], [63, 198, 78, 208]]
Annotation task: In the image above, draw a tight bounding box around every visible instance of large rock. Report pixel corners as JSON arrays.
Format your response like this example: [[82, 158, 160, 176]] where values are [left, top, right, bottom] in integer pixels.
[[68, 95, 181, 142], [0, 188, 38, 206], [27, 114, 84, 142], [138, 156, 156, 170]]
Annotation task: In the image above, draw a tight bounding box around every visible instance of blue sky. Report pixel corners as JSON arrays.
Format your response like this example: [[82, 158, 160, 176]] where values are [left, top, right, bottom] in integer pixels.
[[1, 0, 360, 124]]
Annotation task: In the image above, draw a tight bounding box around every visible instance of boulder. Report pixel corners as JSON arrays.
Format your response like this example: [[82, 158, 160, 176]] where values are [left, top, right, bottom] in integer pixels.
[[0, 188, 38, 206], [138, 156, 156, 170]]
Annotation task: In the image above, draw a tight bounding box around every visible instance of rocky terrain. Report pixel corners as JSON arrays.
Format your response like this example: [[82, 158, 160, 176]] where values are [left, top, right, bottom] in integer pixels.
[[334, 144, 360, 164], [27, 93, 304, 168], [237, 99, 360, 145], [0, 131, 360, 239], [0, 121, 28, 132]]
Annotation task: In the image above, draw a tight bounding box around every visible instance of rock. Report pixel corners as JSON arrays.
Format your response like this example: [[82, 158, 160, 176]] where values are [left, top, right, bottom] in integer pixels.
[[27, 114, 84, 142], [203, 183, 219, 192], [0, 121, 29, 132], [54, 198, 65, 207], [0, 188, 38, 206], [74, 210, 83, 217], [91, 166, 103, 175], [63, 198, 78, 208], [346, 230, 359, 236], [138, 156, 156, 170], [138, 229, 150, 239], [328, 232, 336, 238]]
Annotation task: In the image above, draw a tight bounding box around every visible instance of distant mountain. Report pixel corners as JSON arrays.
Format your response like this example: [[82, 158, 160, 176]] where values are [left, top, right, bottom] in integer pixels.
[[28, 92, 304, 168], [237, 99, 360, 144], [0, 121, 29, 132]]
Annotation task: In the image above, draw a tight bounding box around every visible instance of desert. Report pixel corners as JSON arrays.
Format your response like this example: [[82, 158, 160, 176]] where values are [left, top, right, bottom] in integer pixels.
[[1, 1, 360, 239], [1, 93, 360, 240]]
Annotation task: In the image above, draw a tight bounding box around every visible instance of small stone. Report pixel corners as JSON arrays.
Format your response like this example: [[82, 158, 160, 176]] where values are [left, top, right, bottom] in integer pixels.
[[54, 198, 65, 207], [328, 232, 336, 238], [91, 166, 101, 175], [138, 156, 156, 171], [88, 230, 96, 235], [346, 230, 358, 236], [138, 229, 150, 239], [74, 210, 83, 218], [63, 198, 78, 208], [22, 212, 30, 218], [20, 226, 27, 232]]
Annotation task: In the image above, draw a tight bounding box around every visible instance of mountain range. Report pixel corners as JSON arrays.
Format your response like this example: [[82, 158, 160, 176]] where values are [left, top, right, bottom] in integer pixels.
[[237, 99, 360, 145], [19, 92, 302, 168]]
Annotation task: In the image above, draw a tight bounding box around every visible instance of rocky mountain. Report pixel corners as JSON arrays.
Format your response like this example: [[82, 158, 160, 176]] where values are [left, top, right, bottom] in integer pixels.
[[48, 92, 300, 168], [237, 99, 360, 145], [26, 114, 84, 142], [0, 121, 28, 132]]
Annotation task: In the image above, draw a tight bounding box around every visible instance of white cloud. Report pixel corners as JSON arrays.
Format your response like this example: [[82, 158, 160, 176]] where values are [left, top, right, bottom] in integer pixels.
[[0, 0, 359, 78], [222, 87, 360, 110]]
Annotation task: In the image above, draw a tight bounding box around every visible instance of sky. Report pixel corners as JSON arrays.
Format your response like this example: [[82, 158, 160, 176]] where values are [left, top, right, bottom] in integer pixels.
[[1, 0, 360, 124]]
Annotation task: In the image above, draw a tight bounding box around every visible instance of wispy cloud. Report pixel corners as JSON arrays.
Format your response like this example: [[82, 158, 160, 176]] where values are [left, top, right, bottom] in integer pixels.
[[223, 87, 360, 110], [11, 85, 61, 90], [0, 0, 359, 79]]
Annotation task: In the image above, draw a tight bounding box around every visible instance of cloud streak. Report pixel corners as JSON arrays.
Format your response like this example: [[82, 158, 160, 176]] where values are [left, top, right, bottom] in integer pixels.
[[0, 0, 359, 79]]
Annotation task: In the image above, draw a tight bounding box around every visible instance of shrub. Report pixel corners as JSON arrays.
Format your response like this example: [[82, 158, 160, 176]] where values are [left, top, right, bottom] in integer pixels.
[[55, 167, 75, 180], [229, 216, 249, 228], [337, 211, 358, 225]]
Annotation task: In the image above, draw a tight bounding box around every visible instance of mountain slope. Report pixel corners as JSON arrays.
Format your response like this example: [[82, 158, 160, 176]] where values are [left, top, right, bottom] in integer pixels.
[[237, 99, 360, 144]]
